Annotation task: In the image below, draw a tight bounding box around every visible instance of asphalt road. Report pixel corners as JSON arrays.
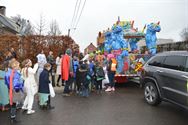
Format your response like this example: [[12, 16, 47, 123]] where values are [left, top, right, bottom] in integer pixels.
[[0, 82, 188, 125]]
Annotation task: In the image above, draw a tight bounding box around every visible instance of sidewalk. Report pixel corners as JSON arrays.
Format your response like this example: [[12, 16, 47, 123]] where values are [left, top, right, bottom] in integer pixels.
[[53, 86, 64, 94]]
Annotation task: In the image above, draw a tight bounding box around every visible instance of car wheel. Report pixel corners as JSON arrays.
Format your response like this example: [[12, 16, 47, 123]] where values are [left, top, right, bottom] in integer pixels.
[[144, 82, 161, 106]]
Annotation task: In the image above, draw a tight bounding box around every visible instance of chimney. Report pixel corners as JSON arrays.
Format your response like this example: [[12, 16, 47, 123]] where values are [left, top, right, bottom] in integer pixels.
[[0, 6, 6, 16]]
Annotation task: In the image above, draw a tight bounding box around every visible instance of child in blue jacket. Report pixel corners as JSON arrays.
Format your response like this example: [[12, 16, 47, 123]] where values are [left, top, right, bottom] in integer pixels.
[[5, 59, 24, 123]]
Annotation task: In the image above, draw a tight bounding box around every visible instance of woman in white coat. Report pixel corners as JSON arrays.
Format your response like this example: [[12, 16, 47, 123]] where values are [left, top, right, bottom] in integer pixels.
[[56, 53, 63, 87], [36, 50, 47, 83], [21, 59, 38, 114]]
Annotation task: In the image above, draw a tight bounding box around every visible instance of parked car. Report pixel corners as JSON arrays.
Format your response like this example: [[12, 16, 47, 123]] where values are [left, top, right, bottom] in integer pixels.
[[140, 51, 188, 109]]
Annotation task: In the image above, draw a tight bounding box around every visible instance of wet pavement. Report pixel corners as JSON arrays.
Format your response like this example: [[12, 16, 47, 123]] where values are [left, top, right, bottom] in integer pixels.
[[0, 82, 188, 125]]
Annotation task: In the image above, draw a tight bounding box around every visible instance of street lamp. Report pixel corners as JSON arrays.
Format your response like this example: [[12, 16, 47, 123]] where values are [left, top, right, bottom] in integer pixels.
[[68, 28, 76, 37]]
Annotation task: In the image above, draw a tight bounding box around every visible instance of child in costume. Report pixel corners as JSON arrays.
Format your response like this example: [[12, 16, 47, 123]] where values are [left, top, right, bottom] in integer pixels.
[[21, 59, 38, 114], [5, 59, 24, 123]]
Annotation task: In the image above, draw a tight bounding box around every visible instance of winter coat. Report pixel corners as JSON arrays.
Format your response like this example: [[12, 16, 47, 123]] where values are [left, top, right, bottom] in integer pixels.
[[77, 64, 90, 86], [56, 56, 61, 75], [22, 63, 38, 95], [61, 54, 73, 81], [38, 69, 50, 94], [5, 68, 24, 92]]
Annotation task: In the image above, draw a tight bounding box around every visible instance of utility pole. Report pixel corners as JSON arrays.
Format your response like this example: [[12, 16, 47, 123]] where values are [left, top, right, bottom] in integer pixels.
[[68, 29, 70, 37], [68, 28, 76, 37]]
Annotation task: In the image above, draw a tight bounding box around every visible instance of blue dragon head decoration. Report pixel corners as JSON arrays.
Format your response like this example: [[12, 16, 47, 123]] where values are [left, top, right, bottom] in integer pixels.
[[111, 25, 128, 52], [128, 38, 141, 52], [104, 31, 113, 54], [145, 22, 161, 55], [110, 25, 129, 73]]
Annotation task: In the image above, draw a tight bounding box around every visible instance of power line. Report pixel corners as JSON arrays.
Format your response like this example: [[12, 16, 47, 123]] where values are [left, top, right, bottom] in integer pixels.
[[70, 0, 79, 28], [72, 0, 87, 35], [71, 0, 82, 29], [74, 0, 87, 29]]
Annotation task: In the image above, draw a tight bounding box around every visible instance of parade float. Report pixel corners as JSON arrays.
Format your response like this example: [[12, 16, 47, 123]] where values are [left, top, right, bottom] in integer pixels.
[[96, 17, 161, 83]]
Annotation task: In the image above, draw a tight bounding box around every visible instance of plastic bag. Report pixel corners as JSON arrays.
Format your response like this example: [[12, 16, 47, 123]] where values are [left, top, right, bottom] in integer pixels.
[[102, 74, 109, 84], [49, 83, 55, 98]]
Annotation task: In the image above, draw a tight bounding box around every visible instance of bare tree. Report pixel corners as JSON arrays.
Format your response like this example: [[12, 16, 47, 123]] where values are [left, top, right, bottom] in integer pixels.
[[48, 20, 61, 36], [35, 14, 47, 35], [11, 15, 35, 35], [180, 27, 188, 41]]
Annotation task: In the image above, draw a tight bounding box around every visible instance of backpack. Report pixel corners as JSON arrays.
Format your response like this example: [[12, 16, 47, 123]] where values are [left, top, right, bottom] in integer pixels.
[[89, 62, 94, 76], [73, 60, 79, 73], [96, 67, 105, 78]]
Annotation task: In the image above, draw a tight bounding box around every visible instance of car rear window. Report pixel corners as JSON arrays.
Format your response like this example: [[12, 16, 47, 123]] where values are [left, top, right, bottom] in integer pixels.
[[163, 56, 186, 71]]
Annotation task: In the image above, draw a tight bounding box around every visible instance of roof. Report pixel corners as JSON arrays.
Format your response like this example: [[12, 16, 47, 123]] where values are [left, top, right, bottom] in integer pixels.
[[156, 51, 188, 56], [84, 43, 97, 50], [0, 13, 20, 34], [138, 38, 174, 47]]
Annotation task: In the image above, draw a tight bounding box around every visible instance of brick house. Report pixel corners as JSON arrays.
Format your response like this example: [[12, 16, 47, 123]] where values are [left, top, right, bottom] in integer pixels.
[[84, 43, 97, 55]]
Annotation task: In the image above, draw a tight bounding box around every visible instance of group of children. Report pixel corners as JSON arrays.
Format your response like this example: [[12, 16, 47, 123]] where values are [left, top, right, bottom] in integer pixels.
[[70, 54, 117, 97], [74, 60, 105, 97], [0, 58, 54, 123], [0, 50, 118, 123]]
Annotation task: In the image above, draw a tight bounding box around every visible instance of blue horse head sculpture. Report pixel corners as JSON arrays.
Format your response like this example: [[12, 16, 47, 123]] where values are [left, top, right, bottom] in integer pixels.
[[145, 22, 161, 55]]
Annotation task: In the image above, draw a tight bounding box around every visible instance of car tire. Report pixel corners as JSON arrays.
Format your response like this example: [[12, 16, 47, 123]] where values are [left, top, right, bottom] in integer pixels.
[[144, 82, 161, 106]]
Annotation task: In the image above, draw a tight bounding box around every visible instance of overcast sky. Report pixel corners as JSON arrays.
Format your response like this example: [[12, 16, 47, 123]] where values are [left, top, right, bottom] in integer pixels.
[[1, 0, 188, 51]]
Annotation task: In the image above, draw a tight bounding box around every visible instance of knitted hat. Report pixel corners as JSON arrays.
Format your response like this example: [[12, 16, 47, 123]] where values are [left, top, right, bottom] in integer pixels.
[[66, 49, 72, 56], [80, 64, 87, 70]]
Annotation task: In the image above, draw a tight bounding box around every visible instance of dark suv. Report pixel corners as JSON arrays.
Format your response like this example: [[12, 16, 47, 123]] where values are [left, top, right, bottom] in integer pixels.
[[141, 51, 188, 109]]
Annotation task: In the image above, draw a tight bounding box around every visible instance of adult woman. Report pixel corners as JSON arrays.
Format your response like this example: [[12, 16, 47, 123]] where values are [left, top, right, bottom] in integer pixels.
[[105, 56, 117, 92], [36, 50, 47, 83], [56, 52, 63, 87]]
